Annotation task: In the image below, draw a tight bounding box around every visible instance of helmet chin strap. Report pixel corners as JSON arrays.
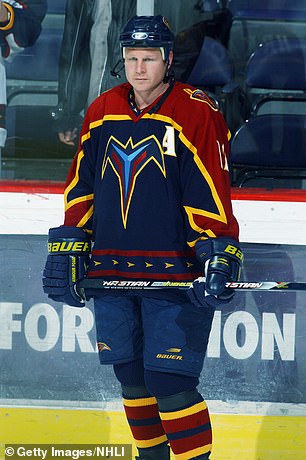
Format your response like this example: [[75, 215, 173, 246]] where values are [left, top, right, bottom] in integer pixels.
[[163, 59, 173, 83], [110, 59, 125, 78]]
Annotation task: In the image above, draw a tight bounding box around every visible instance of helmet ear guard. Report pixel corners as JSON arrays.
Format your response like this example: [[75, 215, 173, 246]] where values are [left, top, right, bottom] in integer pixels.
[[119, 15, 174, 62]]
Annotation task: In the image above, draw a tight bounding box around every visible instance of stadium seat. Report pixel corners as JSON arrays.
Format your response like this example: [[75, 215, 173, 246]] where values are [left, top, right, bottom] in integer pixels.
[[187, 36, 244, 132], [244, 38, 306, 117], [187, 36, 233, 88], [6, 28, 62, 85], [230, 114, 306, 188], [195, 0, 228, 12], [227, 2, 306, 82], [46, 0, 67, 15], [228, 0, 306, 20]]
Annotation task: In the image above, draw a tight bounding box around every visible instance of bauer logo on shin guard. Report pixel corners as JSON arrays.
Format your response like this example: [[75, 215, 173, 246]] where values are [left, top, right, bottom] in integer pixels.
[[48, 241, 90, 254]]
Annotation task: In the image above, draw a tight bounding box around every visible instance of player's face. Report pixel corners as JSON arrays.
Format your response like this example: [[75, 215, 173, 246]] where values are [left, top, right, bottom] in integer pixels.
[[124, 48, 169, 93]]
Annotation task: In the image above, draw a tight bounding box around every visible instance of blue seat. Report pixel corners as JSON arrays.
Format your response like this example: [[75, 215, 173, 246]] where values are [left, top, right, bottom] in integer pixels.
[[245, 38, 306, 116], [230, 114, 306, 188], [6, 28, 62, 83], [228, 2, 306, 82], [195, 1, 228, 12], [187, 36, 243, 132], [47, 0, 66, 14], [228, 0, 306, 20], [246, 38, 306, 90], [187, 36, 233, 88]]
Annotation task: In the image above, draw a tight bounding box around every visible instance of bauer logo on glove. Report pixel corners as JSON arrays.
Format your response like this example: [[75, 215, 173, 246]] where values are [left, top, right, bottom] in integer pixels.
[[187, 237, 244, 308], [48, 240, 90, 253]]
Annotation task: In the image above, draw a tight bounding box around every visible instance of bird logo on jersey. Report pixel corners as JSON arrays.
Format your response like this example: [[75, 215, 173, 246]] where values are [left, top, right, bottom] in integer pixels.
[[102, 135, 167, 228], [97, 342, 111, 352]]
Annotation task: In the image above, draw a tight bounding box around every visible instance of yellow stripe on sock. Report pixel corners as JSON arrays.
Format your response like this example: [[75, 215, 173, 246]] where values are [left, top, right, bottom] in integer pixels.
[[123, 396, 157, 407], [135, 434, 168, 449], [174, 444, 212, 460], [159, 400, 207, 420]]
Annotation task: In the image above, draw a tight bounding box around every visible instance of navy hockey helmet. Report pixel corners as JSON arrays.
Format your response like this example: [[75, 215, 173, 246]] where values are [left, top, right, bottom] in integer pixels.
[[119, 15, 174, 61]]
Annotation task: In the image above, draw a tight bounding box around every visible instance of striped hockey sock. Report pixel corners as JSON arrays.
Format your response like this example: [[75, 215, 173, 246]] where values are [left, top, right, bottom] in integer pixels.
[[122, 390, 168, 453], [158, 391, 212, 459]]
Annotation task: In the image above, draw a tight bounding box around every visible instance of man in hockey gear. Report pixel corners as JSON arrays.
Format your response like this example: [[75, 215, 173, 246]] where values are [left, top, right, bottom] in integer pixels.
[[188, 237, 243, 308], [42, 226, 91, 307], [43, 15, 241, 460]]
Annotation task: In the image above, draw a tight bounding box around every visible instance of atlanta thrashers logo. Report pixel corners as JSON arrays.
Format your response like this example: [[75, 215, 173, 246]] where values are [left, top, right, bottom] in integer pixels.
[[102, 136, 166, 228], [184, 88, 218, 111], [97, 342, 111, 352]]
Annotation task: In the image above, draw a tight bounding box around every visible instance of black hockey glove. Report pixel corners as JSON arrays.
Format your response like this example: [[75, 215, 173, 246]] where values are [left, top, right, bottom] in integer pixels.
[[188, 237, 243, 308], [42, 226, 91, 307]]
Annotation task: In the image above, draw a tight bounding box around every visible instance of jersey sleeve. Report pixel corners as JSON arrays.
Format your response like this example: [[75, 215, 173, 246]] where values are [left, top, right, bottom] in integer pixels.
[[63, 103, 99, 232], [176, 88, 239, 246]]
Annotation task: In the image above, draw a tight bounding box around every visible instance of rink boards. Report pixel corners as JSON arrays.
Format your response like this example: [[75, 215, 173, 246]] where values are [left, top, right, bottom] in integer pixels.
[[1, 183, 306, 460]]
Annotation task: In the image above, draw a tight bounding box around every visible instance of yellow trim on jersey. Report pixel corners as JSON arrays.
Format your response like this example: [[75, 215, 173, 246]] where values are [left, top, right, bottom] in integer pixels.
[[64, 150, 85, 208], [65, 194, 94, 213], [184, 205, 226, 229], [123, 396, 157, 407], [81, 115, 132, 144], [76, 204, 94, 228], [64, 150, 94, 227], [187, 233, 217, 247], [81, 131, 91, 144], [187, 230, 217, 247], [64, 150, 94, 210], [159, 400, 207, 421]]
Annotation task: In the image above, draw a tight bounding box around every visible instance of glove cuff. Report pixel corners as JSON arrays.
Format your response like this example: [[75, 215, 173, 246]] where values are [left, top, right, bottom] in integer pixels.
[[49, 226, 90, 239], [195, 237, 243, 264]]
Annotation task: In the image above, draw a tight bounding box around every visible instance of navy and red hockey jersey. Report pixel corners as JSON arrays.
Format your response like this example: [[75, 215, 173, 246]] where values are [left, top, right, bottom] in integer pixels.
[[63, 81, 239, 285]]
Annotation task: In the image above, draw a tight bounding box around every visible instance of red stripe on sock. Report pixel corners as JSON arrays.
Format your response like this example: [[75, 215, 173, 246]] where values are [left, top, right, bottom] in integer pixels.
[[161, 408, 209, 434], [129, 423, 166, 441], [169, 430, 212, 455], [124, 404, 160, 420]]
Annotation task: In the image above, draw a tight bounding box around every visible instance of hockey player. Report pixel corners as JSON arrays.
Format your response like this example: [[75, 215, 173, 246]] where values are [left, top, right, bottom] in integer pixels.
[[43, 15, 242, 460]]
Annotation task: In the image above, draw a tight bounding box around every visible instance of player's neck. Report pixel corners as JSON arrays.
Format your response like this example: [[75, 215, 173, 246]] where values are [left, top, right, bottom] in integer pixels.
[[134, 81, 169, 111]]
